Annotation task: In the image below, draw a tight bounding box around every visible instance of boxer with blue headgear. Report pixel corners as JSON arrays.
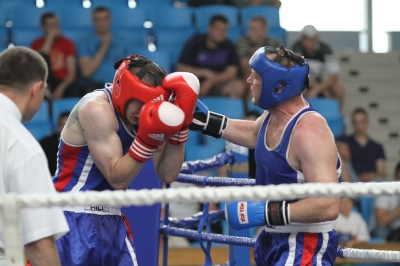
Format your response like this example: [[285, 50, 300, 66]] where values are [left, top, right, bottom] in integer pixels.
[[190, 44, 341, 266], [190, 45, 310, 138], [249, 45, 310, 110]]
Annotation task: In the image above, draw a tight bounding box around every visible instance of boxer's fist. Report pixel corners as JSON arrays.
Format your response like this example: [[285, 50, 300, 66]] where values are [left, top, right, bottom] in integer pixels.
[[129, 101, 184, 162], [189, 99, 228, 138], [225, 201, 267, 230], [225, 201, 291, 230], [162, 72, 199, 144]]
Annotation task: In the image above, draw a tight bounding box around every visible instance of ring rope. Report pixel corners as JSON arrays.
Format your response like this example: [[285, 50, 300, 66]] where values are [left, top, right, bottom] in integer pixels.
[[9, 182, 400, 209], [165, 209, 225, 228], [337, 247, 400, 262], [161, 224, 400, 262], [178, 174, 256, 186], [160, 225, 256, 247]]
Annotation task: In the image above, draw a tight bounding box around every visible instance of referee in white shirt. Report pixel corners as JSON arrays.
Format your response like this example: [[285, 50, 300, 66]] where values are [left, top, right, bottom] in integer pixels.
[[0, 46, 69, 266]]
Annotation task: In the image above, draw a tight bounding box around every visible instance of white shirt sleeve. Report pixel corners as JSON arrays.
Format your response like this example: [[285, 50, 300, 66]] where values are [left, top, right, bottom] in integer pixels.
[[8, 146, 69, 245]]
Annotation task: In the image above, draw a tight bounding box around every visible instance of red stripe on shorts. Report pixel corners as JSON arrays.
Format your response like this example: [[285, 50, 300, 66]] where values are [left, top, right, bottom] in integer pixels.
[[300, 232, 318, 266]]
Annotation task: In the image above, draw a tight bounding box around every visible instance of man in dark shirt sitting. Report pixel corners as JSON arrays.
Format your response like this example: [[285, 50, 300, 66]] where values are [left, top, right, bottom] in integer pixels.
[[336, 108, 386, 182], [177, 14, 246, 99]]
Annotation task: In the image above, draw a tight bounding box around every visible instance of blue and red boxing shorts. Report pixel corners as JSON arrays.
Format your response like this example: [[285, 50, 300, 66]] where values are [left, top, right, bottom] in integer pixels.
[[56, 206, 138, 266], [254, 226, 338, 266]]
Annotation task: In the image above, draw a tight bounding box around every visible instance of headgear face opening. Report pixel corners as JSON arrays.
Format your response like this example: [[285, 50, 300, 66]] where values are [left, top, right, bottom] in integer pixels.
[[249, 45, 309, 110], [111, 54, 171, 117]]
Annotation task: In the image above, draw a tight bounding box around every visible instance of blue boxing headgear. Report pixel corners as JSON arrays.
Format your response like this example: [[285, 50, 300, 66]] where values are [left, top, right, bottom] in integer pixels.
[[249, 45, 310, 110]]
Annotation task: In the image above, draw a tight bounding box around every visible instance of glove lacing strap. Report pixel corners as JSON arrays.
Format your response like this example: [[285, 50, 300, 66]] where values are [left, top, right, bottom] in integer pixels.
[[129, 136, 157, 162], [265, 201, 291, 226], [204, 112, 228, 139]]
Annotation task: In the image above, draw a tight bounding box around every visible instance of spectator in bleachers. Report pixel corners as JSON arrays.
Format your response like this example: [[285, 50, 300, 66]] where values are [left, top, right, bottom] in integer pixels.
[[177, 15, 246, 98], [39, 111, 70, 176], [237, 16, 281, 100], [331, 197, 370, 248], [32, 12, 81, 100], [77, 6, 130, 94], [336, 108, 386, 182], [291, 25, 344, 108], [371, 162, 400, 241]]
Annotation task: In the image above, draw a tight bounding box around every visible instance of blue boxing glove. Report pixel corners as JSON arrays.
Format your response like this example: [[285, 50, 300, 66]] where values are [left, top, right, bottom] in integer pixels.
[[189, 99, 228, 138], [225, 201, 291, 230]]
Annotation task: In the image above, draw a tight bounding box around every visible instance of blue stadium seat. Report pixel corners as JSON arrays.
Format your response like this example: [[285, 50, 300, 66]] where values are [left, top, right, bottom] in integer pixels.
[[90, 0, 128, 6], [306, 98, 345, 138], [239, 5, 286, 44], [44, 0, 83, 10], [227, 26, 243, 43], [0, 28, 7, 51], [200, 97, 245, 119], [23, 100, 53, 141], [109, 6, 147, 30], [184, 97, 245, 162], [246, 99, 264, 114], [52, 98, 81, 126], [355, 197, 374, 227], [10, 7, 49, 30], [24, 122, 54, 141], [0, 2, 22, 22], [153, 28, 195, 70], [150, 6, 194, 30], [58, 7, 93, 30], [62, 29, 88, 46], [240, 5, 281, 30], [121, 28, 149, 51], [185, 133, 226, 162], [194, 5, 239, 33], [12, 29, 42, 47]]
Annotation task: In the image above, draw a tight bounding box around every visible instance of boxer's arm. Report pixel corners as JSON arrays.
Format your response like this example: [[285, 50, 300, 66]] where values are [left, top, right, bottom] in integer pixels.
[[152, 142, 184, 184], [80, 100, 144, 190], [222, 111, 267, 149], [288, 113, 340, 223]]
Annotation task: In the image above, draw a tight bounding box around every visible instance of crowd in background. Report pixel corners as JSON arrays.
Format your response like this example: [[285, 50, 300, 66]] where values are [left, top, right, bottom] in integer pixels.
[[6, 1, 400, 252]]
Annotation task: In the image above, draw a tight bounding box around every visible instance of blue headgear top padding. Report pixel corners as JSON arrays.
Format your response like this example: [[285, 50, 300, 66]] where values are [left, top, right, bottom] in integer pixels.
[[249, 46, 309, 110]]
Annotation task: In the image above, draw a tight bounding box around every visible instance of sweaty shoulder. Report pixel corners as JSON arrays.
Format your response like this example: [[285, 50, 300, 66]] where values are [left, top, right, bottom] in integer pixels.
[[63, 91, 116, 144], [293, 111, 333, 142]]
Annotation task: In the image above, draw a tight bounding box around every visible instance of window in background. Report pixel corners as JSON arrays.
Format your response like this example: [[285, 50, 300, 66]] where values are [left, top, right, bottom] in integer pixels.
[[372, 0, 400, 52], [280, 0, 400, 52]]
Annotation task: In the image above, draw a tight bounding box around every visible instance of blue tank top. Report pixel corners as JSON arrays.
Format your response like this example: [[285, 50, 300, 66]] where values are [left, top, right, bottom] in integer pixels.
[[255, 103, 341, 186], [53, 87, 137, 192]]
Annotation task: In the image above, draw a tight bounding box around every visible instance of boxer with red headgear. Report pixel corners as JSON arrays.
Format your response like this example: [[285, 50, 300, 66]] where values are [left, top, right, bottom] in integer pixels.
[[53, 54, 186, 266]]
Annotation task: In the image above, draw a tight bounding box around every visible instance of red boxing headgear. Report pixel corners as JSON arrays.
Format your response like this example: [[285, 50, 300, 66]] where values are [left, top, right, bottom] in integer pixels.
[[111, 54, 171, 117]]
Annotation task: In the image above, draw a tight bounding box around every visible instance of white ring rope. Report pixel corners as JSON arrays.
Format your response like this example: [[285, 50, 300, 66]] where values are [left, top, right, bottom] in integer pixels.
[[4, 181, 400, 265], [8, 181, 400, 209], [338, 247, 400, 262]]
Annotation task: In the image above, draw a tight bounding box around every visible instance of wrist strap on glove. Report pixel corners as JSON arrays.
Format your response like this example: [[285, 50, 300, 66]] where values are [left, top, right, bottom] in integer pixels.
[[266, 201, 290, 226], [169, 127, 189, 145], [203, 112, 228, 138], [129, 136, 157, 162]]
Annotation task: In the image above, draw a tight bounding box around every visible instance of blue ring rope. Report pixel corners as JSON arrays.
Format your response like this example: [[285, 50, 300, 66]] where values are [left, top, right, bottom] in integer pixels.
[[160, 225, 256, 248]]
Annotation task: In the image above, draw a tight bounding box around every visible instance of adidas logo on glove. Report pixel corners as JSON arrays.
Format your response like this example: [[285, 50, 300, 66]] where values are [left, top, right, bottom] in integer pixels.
[[149, 134, 165, 141], [150, 94, 164, 103]]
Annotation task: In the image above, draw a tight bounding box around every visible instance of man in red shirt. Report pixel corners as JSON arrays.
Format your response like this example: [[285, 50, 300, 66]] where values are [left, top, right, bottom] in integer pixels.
[[32, 12, 81, 99]]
